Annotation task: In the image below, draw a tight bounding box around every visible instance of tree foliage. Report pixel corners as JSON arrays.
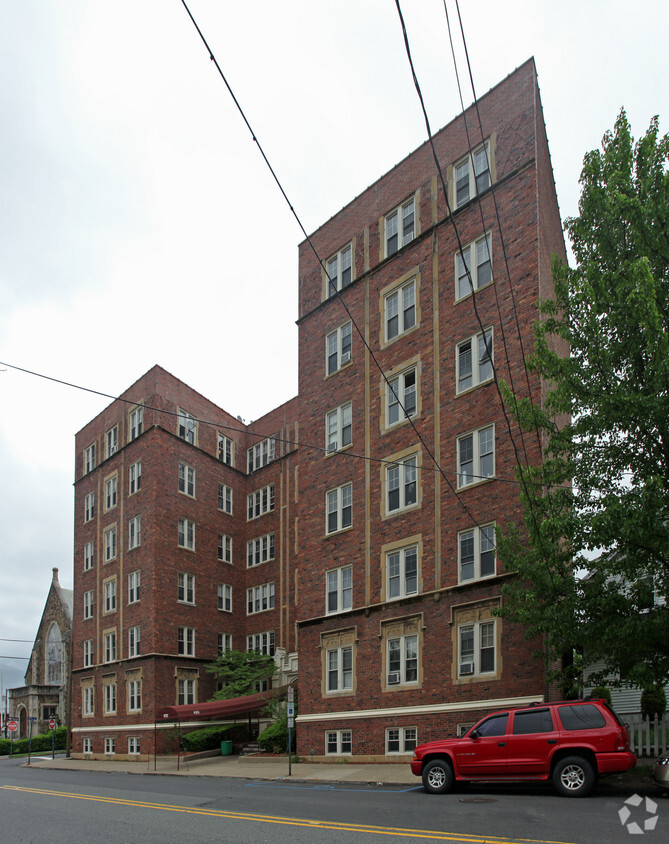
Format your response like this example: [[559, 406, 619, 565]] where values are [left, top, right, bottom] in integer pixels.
[[497, 110, 669, 690], [206, 649, 276, 700]]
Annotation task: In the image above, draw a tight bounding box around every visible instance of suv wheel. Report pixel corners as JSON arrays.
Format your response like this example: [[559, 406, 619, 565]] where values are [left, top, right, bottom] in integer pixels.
[[552, 756, 595, 797], [422, 759, 454, 794]]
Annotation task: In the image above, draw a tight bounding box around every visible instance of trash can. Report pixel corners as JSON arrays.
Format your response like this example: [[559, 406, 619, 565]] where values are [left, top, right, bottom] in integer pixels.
[[221, 740, 233, 756]]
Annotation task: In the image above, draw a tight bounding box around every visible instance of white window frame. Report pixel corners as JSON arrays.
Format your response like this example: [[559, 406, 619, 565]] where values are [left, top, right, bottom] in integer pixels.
[[83, 639, 93, 668], [128, 736, 141, 754], [387, 634, 419, 686], [218, 533, 232, 563], [178, 409, 197, 444], [326, 729, 352, 755], [128, 625, 141, 657], [83, 737, 93, 753], [385, 278, 416, 341], [84, 492, 95, 523], [246, 582, 275, 615], [325, 402, 352, 453], [103, 631, 116, 663], [457, 425, 495, 488], [326, 566, 352, 615], [104, 526, 117, 562], [386, 726, 418, 754], [385, 196, 415, 257], [177, 572, 195, 605], [129, 406, 143, 441], [83, 541, 94, 571], [83, 686, 94, 716], [386, 545, 418, 599], [104, 475, 118, 511], [247, 436, 276, 473], [84, 444, 96, 474], [326, 321, 352, 375], [218, 484, 233, 514], [326, 242, 353, 297], [217, 433, 233, 466], [458, 619, 496, 677], [454, 141, 491, 208], [104, 737, 115, 755], [458, 524, 496, 583], [326, 483, 352, 535], [178, 463, 195, 497], [456, 233, 493, 300], [129, 460, 142, 495], [177, 626, 195, 657], [218, 583, 232, 612], [106, 426, 118, 458], [104, 681, 117, 714], [103, 579, 117, 614], [127, 679, 141, 712], [247, 631, 275, 656], [177, 678, 195, 705], [456, 329, 493, 393], [83, 590, 94, 620], [386, 366, 417, 427], [128, 570, 141, 604], [178, 518, 195, 550], [386, 455, 418, 514], [218, 632, 233, 654], [326, 646, 353, 693], [247, 533, 275, 567], [128, 515, 141, 550], [247, 484, 274, 520]]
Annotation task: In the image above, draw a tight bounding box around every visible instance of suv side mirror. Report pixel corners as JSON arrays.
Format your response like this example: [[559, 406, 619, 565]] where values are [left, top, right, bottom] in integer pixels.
[[469, 729, 479, 740]]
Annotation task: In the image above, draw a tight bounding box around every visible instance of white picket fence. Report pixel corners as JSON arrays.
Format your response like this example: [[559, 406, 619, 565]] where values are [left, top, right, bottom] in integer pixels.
[[625, 714, 669, 758]]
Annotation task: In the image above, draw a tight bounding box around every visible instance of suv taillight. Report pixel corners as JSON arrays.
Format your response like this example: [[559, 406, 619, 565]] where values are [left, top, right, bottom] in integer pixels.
[[616, 726, 630, 751]]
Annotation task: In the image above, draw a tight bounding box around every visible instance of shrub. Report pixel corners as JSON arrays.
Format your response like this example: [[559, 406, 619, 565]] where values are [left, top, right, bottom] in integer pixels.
[[258, 717, 294, 754], [0, 726, 67, 755], [641, 685, 667, 720], [181, 725, 232, 752], [590, 686, 612, 705]]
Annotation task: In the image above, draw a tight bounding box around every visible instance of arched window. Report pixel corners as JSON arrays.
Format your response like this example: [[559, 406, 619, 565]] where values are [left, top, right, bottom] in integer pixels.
[[46, 624, 62, 685]]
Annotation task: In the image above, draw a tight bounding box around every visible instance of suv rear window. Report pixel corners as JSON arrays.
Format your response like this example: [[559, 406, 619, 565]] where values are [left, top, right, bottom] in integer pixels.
[[558, 703, 606, 731]]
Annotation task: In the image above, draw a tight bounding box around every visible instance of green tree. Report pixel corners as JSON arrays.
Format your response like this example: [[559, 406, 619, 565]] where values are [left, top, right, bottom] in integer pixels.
[[497, 110, 669, 690], [206, 649, 276, 700]]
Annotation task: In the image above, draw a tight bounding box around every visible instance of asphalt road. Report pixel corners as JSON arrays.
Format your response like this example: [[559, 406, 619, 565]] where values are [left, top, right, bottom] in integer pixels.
[[0, 755, 666, 843]]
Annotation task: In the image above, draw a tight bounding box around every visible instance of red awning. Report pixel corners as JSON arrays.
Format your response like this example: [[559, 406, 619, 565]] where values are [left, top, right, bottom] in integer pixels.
[[155, 688, 281, 723]]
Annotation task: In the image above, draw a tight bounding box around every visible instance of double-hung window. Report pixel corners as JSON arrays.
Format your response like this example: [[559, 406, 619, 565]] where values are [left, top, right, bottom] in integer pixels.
[[217, 433, 233, 465], [326, 483, 352, 534], [83, 686, 94, 716], [103, 579, 116, 613], [247, 533, 274, 567], [247, 631, 275, 656], [457, 425, 495, 487], [386, 727, 417, 754], [84, 444, 96, 474], [83, 639, 93, 667], [218, 633, 233, 654], [326, 566, 352, 614], [459, 524, 496, 582], [178, 678, 195, 705], [128, 516, 141, 550], [84, 492, 95, 523], [178, 409, 197, 444], [218, 534, 232, 563], [457, 329, 493, 392], [83, 541, 94, 571], [387, 634, 418, 685], [83, 590, 94, 619], [177, 572, 195, 604], [177, 626, 195, 656], [247, 436, 276, 472], [385, 197, 415, 256], [454, 142, 491, 207], [386, 546, 418, 599], [218, 484, 233, 514], [178, 518, 195, 550], [129, 460, 142, 495], [327, 646, 353, 692], [218, 583, 232, 612], [128, 570, 141, 604], [326, 730, 352, 754], [456, 233, 492, 300], [128, 626, 140, 657], [326, 402, 352, 452], [387, 455, 418, 514], [326, 243, 352, 297], [105, 476, 117, 511], [246, 582, 275, 615], [326, 322, 352, 375], [129, 406, 143, 440], [103, 631, 116, 663], [386, 367, 417, 427], [104, 681, 117, 714], [104, 526, 117, 562], [385, 279, 416, 341], [128, 737, 141, 754], [127, 679, 141, 711], [458, 620, 496, 677], [106, 426, 118, 458], [247, 484, 274, 520], [178, 463, 195, 497]]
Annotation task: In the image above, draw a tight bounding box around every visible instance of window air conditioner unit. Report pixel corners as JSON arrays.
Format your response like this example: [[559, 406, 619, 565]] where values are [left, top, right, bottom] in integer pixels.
[[387, 671, 401, 685], [460, 662, 474, 676], [326, 441, 338, 454], [340, 351, 351, 365]]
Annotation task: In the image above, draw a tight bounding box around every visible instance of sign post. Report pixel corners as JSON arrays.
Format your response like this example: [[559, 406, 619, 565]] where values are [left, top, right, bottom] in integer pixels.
[[49, 718, 56, 759], [287, 685, 295, 777], [27, 716, 37, 765], [7, 719, 17, 756]]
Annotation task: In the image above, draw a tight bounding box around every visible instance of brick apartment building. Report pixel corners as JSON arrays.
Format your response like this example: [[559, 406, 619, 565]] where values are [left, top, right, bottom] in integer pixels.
[[70, 58, 566, 760]]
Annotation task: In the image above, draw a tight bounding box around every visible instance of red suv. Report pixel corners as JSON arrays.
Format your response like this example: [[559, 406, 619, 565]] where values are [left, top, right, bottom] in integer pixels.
[[411, 699, 636, 797]]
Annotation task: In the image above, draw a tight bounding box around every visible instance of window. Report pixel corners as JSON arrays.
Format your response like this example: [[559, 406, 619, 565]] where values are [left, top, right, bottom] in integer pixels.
[[246, 582, 275, 615], [178, 463, 195, 497], [387, 634, 418, 685], [386, 546, 418, 599], [178, 518, 195, 550], [218, 484, 233, 514], [457, 425, 495, 487], [386, 727, 417, 754], [83, 541, 94, 571], [83, 686, 95, 716], [385, 197, 415, 256], [104, 681, 117, 714], [178, 572, 195, 604], [128, 516, 141, 550], [129, 460, 142, 495], [128, 626, 140, 657], [103, 579, 117, 613], [459, 524, 496, 582], [326, 321, 352, 375], [46, 625, 62, 684], [218, 583, 232, 612], [127, 679, 141, 711], [326, 243, 352, 297], [218, 633, 232, 655], [558, 704, 607, 731], [106, 426, 118, 458], [247, 484, 274, 520], [84, 492, 95, 523], [217, 433, 233, 465], [385, 278, 416, 341], [83, 737, 93, 754], [513, 708, 554, 735], [327, 646, 353, 692], [104, 525, 117, 562], [387, 455, 418, 514], [326, 730, 352, 755], [104, 737, 116, 755], [128, 570, 141, 604], [454, 142, 491, 207], [129, 406, 143, 441], [458, 620, 495, 676], [247, 533, 274, 567], [83, 590, 94, 619], [84, 444, 96, 474], [456, 233, 492, 300], [325, 402, 352, 452], [326, 483, 352, 534], [386, 366, 417, 427], [103, 631, 116, 663], [247, 436, 276, 473], [128, 737, 141, 755], [326, 566, 352, 614], [218, 534, 232, 563], [177, 678, 195, 705], [83, 639, 93, 668], [178, 409, 197, 444], [247, 631, 275, 656], [457, 329, 493, 392], [177, 626, 195, 656]]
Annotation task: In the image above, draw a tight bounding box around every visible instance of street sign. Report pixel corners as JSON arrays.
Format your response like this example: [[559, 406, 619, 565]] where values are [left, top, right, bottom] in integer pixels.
[[49, 719, 56, 730], [287, 686, 294, 703], [7, 720, 17, 733]]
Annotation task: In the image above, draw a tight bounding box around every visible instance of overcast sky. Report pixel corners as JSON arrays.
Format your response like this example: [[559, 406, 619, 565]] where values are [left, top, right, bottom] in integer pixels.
[[1, 0, 666, 699]]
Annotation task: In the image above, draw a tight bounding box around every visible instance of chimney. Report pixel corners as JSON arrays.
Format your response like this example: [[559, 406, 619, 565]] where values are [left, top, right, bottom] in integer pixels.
[[52, 567, 59, 584]]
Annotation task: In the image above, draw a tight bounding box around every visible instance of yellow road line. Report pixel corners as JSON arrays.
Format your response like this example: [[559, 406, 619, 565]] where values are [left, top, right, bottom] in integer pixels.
[[0, 785, 577, 844]]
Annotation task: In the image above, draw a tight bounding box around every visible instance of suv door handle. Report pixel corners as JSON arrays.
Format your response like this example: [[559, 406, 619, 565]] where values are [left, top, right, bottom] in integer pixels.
[[547, 739, 557, 744], [497, 742, 506, 747]]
